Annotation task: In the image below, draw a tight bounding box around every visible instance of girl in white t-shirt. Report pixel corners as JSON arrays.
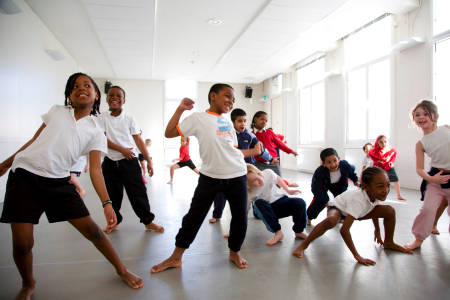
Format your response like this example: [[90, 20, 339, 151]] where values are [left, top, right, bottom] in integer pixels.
[[293, 167, 412, 265], [405, 100, 450, 250], [246, 164, 308, 246], [0, 73, 143, 299]]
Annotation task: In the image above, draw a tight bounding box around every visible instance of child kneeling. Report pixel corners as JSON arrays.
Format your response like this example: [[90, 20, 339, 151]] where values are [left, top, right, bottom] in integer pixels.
[[247, 164, 308, 246], [293, 167, 412, 265]]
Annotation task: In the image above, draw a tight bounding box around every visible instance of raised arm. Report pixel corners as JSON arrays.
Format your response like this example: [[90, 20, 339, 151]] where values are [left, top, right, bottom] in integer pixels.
[[0, 123, 46, 177], [340, 215, 375, 266], [133, 134, 153, 176], [165, 98, 194, 138], [89, 150, 117, 230]]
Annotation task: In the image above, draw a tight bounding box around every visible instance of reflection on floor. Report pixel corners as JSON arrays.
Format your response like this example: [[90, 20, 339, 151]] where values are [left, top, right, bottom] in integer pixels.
[[0, 165, 449, 300]]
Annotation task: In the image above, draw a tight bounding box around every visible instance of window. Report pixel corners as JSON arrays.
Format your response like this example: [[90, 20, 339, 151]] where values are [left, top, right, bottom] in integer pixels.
[[345, 16, 391, 143], [164, 80, 198, 162], [297, 58, 325, 144], [433, 0, 450, 125]]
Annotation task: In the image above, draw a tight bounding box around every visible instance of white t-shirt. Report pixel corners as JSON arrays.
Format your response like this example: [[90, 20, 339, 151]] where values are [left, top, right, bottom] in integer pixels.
[[421, 126, 450, 169], [362, 156, 373, 169], [330, 169, 342, 184], [248, 169, 287, 203], [177, 111, 246, 179], [71, 156, 87, 173], [328, 189, 381, 219], [97, 111, 140, 161], [12, 105, 107, 178]]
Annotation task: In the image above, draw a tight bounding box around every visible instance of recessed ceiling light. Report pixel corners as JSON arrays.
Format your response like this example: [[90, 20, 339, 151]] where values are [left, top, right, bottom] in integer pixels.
[[207, 18, 223, 26]]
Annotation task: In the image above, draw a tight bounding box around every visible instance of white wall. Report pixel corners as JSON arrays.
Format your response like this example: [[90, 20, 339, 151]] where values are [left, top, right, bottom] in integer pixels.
[[0, 0, 80, 201]]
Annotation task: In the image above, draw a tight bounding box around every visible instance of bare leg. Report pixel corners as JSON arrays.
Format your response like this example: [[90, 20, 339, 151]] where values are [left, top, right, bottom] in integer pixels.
[[209, 218, 218, 223], [288, 183, 299, 187], [69, 216, 143, 289], [151, 247, 184, 273], [11, 223, 36, 300], [266, 230, 284, 246], [145, 222, 164, 232], [293, 210, 340, 258], [193, 168, 200, 175], [229, 250, 248, 269], [140, 161, 146, 176], [432, 198, 447, 234], [167, 164, 179, 184], [69, 174, 85, 198], [361, 206, 412, 254], [393, 182, 406, 200]]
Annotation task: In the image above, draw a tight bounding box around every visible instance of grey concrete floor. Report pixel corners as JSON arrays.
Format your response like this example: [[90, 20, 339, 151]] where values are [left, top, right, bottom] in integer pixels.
[[0, 165, 449, 300]]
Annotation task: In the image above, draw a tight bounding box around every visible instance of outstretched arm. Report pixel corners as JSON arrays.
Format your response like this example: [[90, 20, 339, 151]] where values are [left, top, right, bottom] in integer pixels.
[[277, 175, 301, 195], [0, 123, 46, 177], [89, 150, 117, 230], [340, 215, 375, 266], [165, 98, 194, 138]]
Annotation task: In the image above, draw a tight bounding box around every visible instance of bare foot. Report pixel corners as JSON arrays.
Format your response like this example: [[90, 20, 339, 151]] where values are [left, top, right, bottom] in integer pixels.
[[266, 231, 284, 246], [292, 244, 305, 258], [103, 224, 119, 234], [307, 219, 312, 226], [288, 183, 299, 187], [118, 269, 144, 289], [229, 251, 248, 269], [151, 257, 182, 273], [384, 242, 413, 254], [14, 282, 35, 300], [431, 227, 440, 234], [223, 233, 229, 238], [397, 195, 406, 201], [295, 232, 308, 239], [209, 218, 218, 223], [167, 180, 173, 184], [145, 222, 164, 233], [404, 239, 423, 251]]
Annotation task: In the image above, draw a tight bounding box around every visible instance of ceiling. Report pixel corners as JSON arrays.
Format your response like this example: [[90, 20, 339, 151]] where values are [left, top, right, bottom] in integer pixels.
[[25, 0, 419, 83]]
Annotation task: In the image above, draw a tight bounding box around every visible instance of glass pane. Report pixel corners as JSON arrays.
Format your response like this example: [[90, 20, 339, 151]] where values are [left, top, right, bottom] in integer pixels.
[[299, 88, 312, 144], [347, 68, 367, 141], [434, 38, 450, 125], [433, 0, 450, 35], [311, 82, 325, 143], [344, 17, 391, 69], [298, 58, 325, 87], [368, 59, 390, 139]]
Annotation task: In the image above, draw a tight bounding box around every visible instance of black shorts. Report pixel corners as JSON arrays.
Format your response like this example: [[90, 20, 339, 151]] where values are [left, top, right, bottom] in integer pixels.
[[386, 168, 399, 182], [177, 159, 197, 170], [0, 168, 90, 224], [70, 171, 81, 177]]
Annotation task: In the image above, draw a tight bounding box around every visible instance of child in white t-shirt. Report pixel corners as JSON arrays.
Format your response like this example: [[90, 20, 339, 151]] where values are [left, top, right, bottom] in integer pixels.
[[293, 167, 412, 265], [0, 73, 143, 298], [97, 86, 163, 234], [151, 83, 249, 273], [361, 142, 373, 172], [246, 164, 308, 246]]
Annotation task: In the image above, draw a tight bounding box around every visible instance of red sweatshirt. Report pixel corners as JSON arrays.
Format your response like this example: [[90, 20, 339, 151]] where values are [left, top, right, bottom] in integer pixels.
[[369, 143, 397, 170], [253, 128, 293, 162], [179, 142, 190, 162]]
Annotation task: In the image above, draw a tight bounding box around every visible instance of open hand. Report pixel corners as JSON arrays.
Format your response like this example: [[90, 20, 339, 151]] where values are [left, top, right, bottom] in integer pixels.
[[103, 205, 117, 230]]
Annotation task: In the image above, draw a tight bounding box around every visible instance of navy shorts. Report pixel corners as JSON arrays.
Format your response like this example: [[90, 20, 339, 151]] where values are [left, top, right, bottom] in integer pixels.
[[386, 168, 399, 182], [177, 159, 197, 170], [0, 168, 90, 224]]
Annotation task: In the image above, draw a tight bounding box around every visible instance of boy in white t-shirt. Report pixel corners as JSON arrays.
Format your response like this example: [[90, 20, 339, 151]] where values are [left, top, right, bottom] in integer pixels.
[[97, 86, 163, 234], [151, 83, 249, 273], [246, 164, 308, 246]]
